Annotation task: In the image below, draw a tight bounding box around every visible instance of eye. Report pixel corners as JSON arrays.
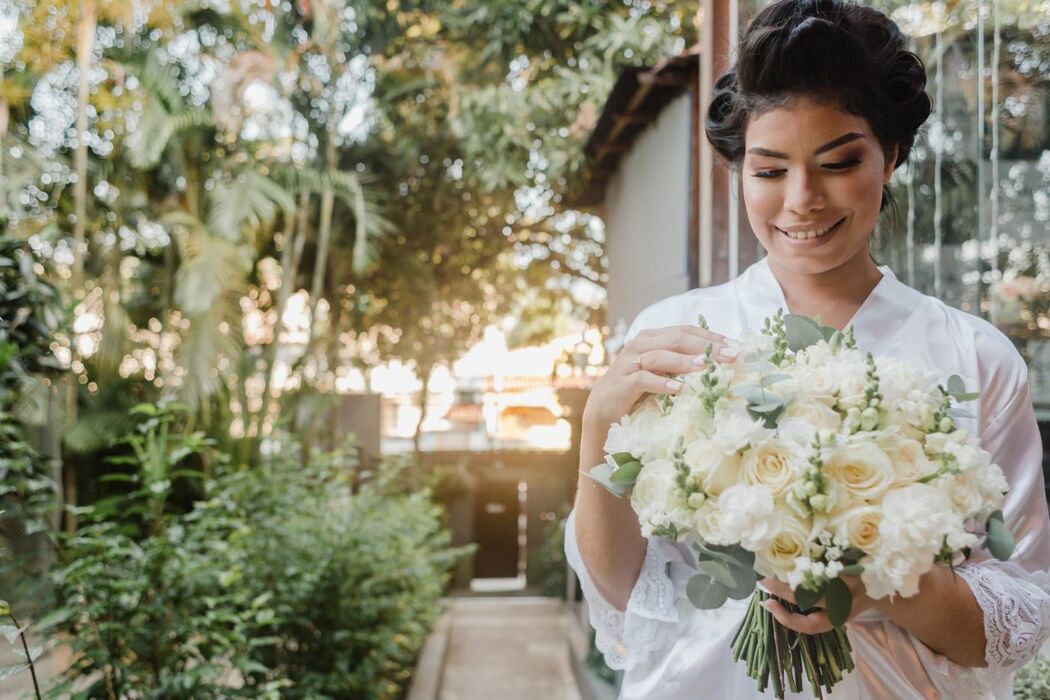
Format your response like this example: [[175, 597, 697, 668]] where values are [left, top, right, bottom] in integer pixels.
[[822, 158, 862, 171], [751, 169, 786, 179]]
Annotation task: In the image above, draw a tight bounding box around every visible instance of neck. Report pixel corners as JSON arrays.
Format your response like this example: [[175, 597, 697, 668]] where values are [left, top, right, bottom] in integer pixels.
[[767, 251, 883, 330]]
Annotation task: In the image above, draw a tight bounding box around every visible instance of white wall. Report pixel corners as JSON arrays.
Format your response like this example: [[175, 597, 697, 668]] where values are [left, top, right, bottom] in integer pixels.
[[603, 93, 692, 335]]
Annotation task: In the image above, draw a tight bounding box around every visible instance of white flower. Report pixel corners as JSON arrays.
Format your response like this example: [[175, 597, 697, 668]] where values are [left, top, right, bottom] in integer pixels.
[[756, 508, 811, 580], [709, 406, 774, 454], [878, 483, 958, 554], [693, 501, 730, 545], [823, 442, 896, 501], [860, 549, 928, 599], [683, 439, 743, 497], [781, 398, 842, 430], [877, 433, 938, 484], [829, 504, 882, 552], [741, 439, 803, 497], [718, 484, 780, 551], [631, 459, 683, 536], [604, 404, 661, 457]]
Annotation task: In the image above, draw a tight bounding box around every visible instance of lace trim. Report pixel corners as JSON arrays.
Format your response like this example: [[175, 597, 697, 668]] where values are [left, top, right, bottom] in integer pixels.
[[929, 561, 1050, 698], [565, 511, 679, 670]]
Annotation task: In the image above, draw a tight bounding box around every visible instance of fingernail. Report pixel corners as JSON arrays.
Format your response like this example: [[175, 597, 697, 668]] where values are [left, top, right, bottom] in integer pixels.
[[692, 354, 707, 365], [719, 346, 739, 359], [666, 379, 682, 390]]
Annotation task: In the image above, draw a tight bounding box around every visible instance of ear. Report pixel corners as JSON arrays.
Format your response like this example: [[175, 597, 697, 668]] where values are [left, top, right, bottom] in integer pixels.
[[883, 145, 899, 183]]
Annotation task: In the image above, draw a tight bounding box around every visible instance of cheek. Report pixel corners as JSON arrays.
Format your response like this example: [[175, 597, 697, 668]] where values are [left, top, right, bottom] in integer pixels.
[[742, 181, 781, 230]]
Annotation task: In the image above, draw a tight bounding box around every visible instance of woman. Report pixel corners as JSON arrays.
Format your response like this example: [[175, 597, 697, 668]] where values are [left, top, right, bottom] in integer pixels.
[[565, 1, 1050, 698]]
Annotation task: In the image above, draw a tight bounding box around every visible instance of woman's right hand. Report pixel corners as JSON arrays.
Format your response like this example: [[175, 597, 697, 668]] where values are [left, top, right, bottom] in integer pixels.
[[582, 324, 738, 432]]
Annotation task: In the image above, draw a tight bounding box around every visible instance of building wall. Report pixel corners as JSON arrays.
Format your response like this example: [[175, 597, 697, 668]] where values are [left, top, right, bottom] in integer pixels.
[[603, 93, 692, 333]]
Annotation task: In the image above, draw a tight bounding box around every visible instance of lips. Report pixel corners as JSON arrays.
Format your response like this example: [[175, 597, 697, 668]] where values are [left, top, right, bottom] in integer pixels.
[[776, 217, 846, 243]]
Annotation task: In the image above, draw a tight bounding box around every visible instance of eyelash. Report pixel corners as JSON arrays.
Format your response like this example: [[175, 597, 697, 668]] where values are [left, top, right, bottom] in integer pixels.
[[751, 159, 863, 179]]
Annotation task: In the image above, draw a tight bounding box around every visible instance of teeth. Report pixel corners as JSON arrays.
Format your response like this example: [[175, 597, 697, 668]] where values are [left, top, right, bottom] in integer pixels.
[[784, 224, 834, 240]]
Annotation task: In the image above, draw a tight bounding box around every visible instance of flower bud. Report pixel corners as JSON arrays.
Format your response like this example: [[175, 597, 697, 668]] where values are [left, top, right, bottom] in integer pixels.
[[938, 417, 954, 433], [687, 492, 706, 508], [808, 494, 828, 511]]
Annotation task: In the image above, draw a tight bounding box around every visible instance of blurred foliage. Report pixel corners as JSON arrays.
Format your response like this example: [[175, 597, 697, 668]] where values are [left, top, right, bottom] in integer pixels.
[[1016, 655, 1050, 700], [38, 406, 464, 699], [0, 229, 66, 615]]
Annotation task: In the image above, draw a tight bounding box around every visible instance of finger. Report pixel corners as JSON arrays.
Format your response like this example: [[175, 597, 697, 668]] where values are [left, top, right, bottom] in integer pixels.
[[631, 349, 716, 377], [763, 599, 833, 635], [629, 326, 734, 358], [758, 578, 795, 604], [628, 370, 684, 396]]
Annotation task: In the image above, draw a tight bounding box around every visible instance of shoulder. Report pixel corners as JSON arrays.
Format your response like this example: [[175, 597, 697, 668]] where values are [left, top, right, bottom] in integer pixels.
[[626, 279, 738, 341]]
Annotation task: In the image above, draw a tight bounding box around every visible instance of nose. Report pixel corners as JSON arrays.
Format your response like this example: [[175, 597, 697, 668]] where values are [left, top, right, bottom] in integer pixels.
[[784, 167, 826, 215]]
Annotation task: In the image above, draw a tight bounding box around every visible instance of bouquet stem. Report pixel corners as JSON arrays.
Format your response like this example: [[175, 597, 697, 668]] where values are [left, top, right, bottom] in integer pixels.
[[731, 590, 855, 699]]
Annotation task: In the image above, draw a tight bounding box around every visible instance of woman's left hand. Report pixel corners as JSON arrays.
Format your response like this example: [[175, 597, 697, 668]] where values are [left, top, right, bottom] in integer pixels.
[[758, 576, 876, 634]]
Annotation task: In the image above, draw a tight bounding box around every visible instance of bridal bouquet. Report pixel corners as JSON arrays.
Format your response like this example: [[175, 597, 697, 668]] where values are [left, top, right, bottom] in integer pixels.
[[589, 312, 1015, 699]]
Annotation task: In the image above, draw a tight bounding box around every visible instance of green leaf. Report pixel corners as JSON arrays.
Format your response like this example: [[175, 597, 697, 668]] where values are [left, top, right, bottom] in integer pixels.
[[825, 577, 852, 628], [784, 315, 824, 351], [947, 375, 966, 395], [950, 392, 981, 402], [695, 560, 737, 587], [611, 452, 635, 466], [686, 573, 730, 609], [820, 325, 839, 341], [724, 566, 758, 600], [749, 400, 784, 413], [760, 373, 792, 386], [793, 582, 826, 612], [840, 563, 864, 576], [985, 510, 1015, 561], [581, 464, 626, 498], [695, 542, 756, 571], [610, 460, 642, 486]]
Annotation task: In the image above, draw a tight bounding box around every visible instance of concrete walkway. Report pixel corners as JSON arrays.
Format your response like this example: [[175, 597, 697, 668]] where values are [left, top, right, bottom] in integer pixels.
[[433, 597, 582, 700]]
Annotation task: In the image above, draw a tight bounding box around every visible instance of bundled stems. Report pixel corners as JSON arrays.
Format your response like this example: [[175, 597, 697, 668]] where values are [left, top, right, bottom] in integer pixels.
[[731, 590, 854, 699]]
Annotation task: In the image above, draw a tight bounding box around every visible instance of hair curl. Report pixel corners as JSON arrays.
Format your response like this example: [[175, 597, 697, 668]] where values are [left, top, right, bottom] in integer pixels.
[[705, 0, 931, 208]]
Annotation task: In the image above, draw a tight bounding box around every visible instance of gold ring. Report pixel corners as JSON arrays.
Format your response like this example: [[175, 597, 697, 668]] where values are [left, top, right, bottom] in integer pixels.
[[633, 356, 643, 372]]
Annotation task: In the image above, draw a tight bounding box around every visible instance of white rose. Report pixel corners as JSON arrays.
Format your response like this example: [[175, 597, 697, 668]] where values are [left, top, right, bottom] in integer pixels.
[[781, 398, 842, 430], [756, 509, 811, 580], [693, 501, 730, 545], [877, 434, 938, 484], [823, 442, 896, 501], [741, 439, 803, 497], [710, 408, 774, 454], [683, 440, 743, 496], [829, 504, 882, 552], [631, 458, 681, 535], [878, 483, 958, 554], [718, 484, 780, 551], [643, 410, 691, 461], [790, 366, 840, 406]]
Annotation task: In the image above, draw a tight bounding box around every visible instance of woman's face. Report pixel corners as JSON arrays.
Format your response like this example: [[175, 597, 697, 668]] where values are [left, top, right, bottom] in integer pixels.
[[741, 97, 897, 276]]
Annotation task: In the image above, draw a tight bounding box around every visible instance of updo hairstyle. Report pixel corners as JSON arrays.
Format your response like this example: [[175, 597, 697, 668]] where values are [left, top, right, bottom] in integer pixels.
[[705, 0, 932, 208]]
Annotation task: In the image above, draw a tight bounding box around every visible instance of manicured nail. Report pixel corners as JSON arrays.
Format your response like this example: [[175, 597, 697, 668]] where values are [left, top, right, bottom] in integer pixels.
[[719, 346, 739, 358], [666, 379, 682, 390], [692, 354, 707, 365]]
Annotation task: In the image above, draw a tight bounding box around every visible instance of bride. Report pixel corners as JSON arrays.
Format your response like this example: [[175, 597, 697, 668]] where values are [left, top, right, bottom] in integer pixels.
[[565, 1, 1050, 697]]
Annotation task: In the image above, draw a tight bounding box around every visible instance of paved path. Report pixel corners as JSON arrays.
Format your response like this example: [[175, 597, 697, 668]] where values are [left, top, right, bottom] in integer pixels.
[[438, 597, 581, 700]]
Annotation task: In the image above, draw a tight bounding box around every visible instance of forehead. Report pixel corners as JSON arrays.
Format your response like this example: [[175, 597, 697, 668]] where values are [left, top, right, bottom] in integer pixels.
[[744, 97, 874, 151]]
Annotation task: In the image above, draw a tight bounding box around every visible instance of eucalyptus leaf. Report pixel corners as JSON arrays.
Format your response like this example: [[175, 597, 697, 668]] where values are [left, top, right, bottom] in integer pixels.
[[581, 464, 627, 498], [611, 451, 635, 466], [696, 542, 756, 571], [794, 582, 826, 612], [986, 511, 1015, 561], [825, 577, 852, 628], [820, 325, 838, 341], [760, 373, 792, 386], [840, 563, 864, 576], [725, 566, 758, 600], [686, 573, 730, 609], [947, 406, 977, 419], [947, 375, 966, 394], [950, 392, 981, 402], [749, 400, 785, 413], [784, 315, 824, 351], [696, 560, 738, 587], [610, 460, 643, 486]]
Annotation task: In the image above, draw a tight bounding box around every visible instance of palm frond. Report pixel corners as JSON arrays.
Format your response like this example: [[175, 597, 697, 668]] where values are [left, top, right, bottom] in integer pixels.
[[174, 295, 242, 410], [206, 168, 296, 242], [165, 212, 250, 316], [272, 166, 396, 273]]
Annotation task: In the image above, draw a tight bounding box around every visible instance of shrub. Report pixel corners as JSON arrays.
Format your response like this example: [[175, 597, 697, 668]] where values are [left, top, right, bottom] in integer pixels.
[[43, 424, 463, 699]]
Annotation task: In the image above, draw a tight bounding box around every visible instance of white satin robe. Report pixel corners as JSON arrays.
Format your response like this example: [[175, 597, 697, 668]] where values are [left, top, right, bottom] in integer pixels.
[[565, 257, 1050, 699]]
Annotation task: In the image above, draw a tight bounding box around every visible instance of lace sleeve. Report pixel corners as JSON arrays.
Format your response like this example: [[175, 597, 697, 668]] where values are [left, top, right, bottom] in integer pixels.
[[564, 509, 681, 670], [923, 561, 1050, 698]]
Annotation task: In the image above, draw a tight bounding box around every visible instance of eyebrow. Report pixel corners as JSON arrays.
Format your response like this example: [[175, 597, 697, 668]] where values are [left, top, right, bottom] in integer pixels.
[[746, 132, 866, 159]]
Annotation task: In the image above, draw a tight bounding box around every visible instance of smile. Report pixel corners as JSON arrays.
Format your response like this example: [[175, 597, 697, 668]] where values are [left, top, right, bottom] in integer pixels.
[[776, 218, 846, 242]]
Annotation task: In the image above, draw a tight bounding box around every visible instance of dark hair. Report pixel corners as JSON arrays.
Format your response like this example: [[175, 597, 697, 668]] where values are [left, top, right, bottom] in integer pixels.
[[705, 0, 931, 210]]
